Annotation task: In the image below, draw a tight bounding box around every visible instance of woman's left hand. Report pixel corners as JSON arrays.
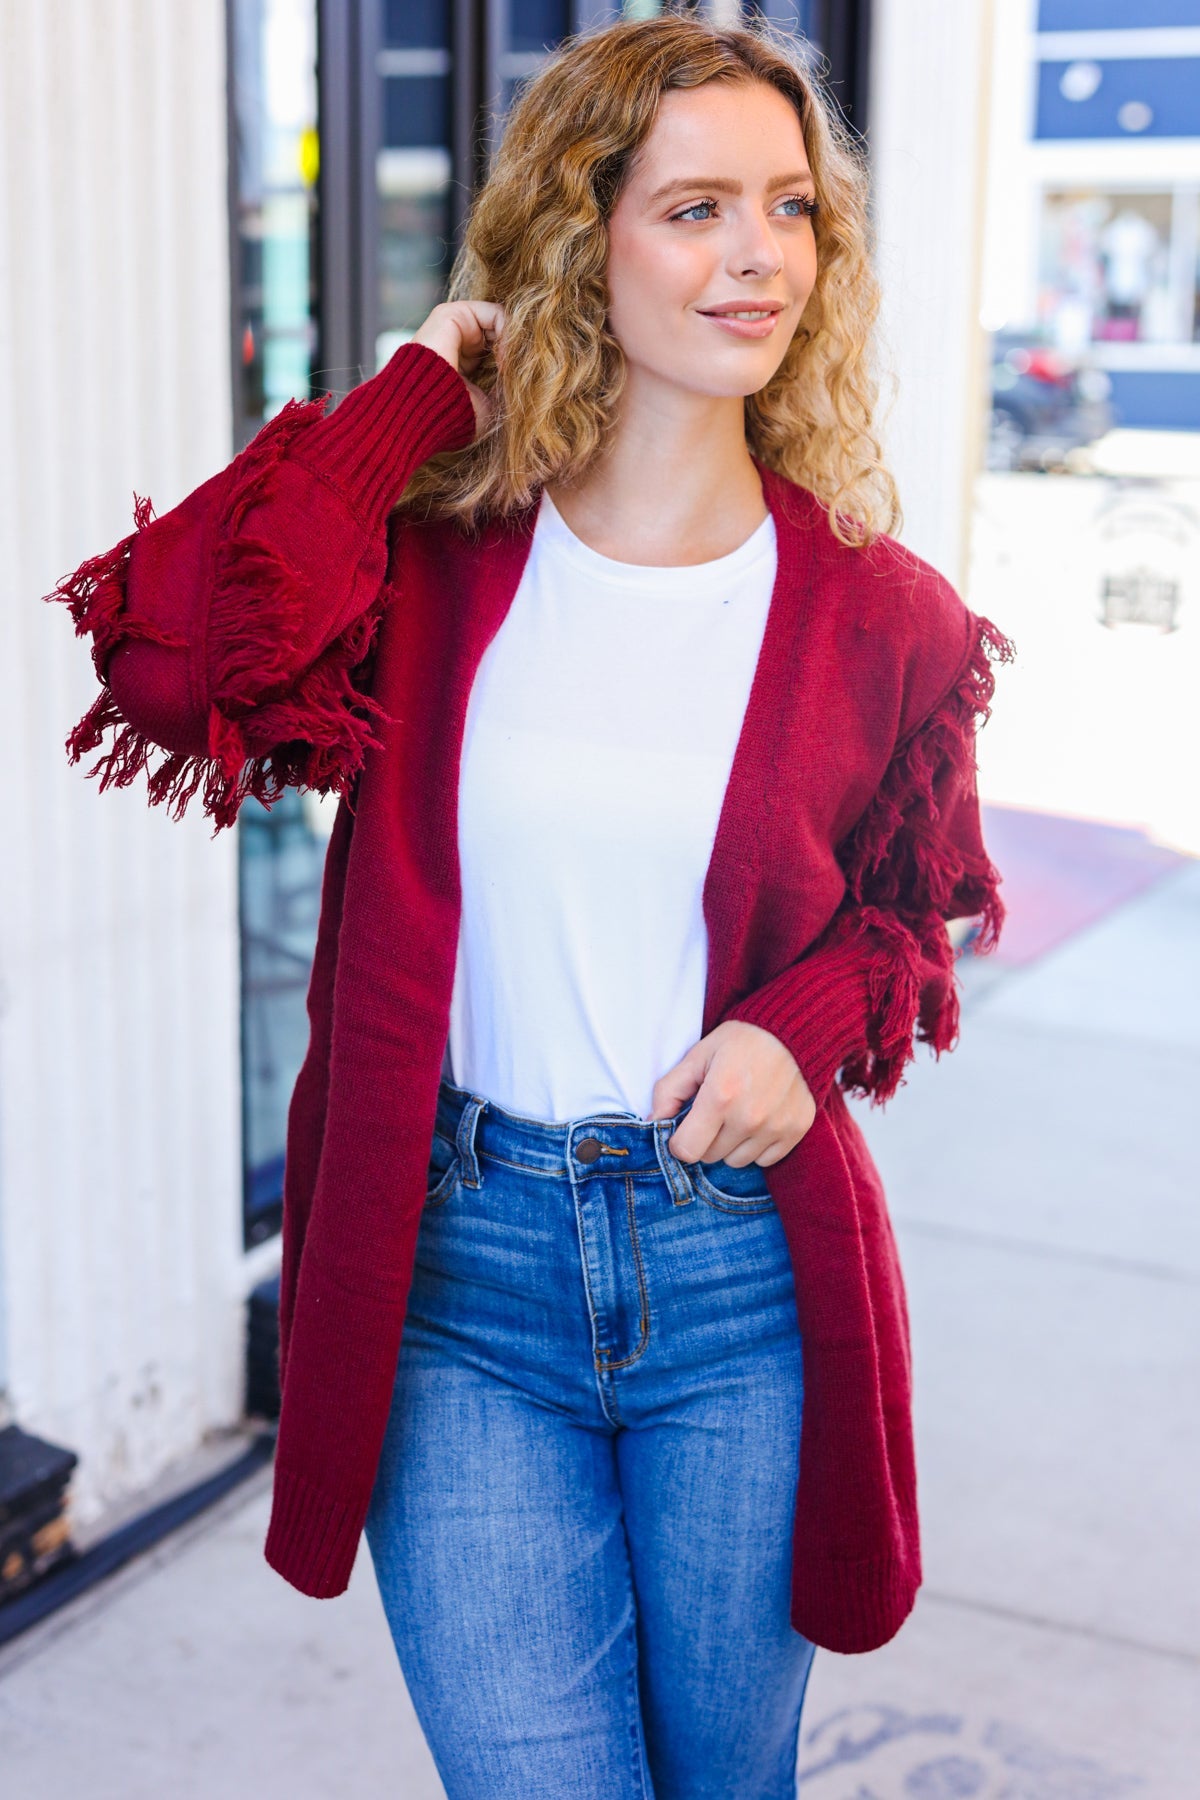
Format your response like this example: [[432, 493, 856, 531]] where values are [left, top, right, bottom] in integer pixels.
[[645, 1021, 817, 1168]]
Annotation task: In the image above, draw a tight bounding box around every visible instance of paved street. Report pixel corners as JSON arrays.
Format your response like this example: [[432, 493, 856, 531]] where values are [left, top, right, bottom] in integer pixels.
[[1, 856, 1196, 1798]]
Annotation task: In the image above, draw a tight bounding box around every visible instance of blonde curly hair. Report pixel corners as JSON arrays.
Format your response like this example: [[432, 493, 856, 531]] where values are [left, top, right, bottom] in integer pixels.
[[392, 5, 902, 550]]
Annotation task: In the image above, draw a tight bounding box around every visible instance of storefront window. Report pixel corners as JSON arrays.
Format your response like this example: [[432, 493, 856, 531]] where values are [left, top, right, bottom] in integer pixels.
[[1038, 188, 1190, 349], [240, 791, 336, 1246], [376, 0, 456, 369], [229, 0, 320, 440], [228, 0, 325, 1248]]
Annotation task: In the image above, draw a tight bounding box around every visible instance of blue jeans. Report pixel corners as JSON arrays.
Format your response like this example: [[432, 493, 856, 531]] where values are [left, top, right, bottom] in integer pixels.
[[365, 1077, 815, 1799]]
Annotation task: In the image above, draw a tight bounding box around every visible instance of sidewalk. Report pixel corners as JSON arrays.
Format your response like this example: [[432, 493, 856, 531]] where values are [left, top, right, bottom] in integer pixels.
[[1, 858, 1196, 1798]]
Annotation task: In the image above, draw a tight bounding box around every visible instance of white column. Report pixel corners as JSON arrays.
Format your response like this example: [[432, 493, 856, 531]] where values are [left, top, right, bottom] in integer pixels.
[[867, 0, 995, 588], [0, 0, 276, 1535]]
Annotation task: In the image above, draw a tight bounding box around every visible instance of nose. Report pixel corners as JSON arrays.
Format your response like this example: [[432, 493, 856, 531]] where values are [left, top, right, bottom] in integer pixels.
[[729, 209, 784, 281]]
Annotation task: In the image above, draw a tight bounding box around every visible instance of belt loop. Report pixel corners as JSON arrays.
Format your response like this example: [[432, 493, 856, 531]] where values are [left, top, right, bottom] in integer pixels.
[[655, 1118, 695, 1208], [457, 1093, 488, 1188]]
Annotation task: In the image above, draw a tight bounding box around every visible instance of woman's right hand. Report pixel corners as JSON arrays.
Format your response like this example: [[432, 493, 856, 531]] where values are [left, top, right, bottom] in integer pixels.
[[412, 300, 506, 442]]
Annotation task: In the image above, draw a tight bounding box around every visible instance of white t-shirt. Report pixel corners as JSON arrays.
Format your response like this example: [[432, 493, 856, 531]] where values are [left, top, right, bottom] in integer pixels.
[[443, 484, 777, 1123]]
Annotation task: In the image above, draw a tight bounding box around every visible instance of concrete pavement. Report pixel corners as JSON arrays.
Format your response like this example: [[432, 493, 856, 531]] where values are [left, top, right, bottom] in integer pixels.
[[1, 859, 1197, 1797], [796, 854, 1200, 1796]]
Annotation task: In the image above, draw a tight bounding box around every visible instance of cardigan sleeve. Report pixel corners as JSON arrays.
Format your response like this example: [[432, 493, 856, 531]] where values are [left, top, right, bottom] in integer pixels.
[[723, 608, 1015, 1106], [42, 341, 477, 833]]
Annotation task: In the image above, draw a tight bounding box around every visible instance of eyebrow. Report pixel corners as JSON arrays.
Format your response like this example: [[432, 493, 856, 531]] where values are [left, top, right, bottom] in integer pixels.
[[645, 171, 814, 207]]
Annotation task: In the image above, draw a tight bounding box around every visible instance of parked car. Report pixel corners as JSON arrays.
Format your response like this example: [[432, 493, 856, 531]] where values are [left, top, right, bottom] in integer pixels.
[[986, 329, 1114, 472]]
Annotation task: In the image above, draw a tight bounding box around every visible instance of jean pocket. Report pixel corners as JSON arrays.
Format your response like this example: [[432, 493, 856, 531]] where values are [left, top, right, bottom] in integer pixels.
[[689, 1156, 776, 1214], [425, 1128, 461, 1209]]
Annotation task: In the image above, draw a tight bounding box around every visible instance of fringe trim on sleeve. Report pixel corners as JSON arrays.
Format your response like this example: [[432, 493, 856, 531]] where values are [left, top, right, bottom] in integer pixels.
[[835, 904, 959, 1102], [43, 489, 194, 786], [45, 396, 398, 833], [834, 611, 1016, 1102]]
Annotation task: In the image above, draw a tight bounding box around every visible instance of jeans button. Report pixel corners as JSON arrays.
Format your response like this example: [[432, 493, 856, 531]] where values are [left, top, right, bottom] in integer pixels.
[[575, 1137, 602, 1163]]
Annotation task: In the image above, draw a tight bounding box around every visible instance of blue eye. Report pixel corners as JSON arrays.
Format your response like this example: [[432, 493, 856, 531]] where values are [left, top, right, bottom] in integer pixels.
[[669, 193, 819, 224], [671, 201, 714, 223]]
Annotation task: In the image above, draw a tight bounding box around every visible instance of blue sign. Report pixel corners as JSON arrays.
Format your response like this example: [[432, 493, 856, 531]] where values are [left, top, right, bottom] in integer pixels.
[[1037, 56, 1200, 138]]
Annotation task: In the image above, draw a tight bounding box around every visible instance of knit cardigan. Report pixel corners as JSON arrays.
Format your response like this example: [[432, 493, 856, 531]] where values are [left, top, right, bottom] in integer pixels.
[[45, 341, 1014, 1655]]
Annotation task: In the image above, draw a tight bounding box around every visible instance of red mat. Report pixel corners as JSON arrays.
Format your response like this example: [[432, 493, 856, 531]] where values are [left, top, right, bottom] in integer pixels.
[[970, 803, 1192, 968]]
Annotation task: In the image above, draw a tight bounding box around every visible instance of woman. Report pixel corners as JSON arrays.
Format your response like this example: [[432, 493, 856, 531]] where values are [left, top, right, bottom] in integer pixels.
[[45, 12, 1013, 1799]]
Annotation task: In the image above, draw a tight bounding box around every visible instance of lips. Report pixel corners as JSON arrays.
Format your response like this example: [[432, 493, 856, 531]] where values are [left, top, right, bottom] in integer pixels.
[[697, 303, 785, 316], [697, 308, 784, 340]]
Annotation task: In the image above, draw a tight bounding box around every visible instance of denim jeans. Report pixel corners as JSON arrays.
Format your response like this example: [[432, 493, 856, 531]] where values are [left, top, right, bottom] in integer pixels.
[[364, 1076, 815, 1800]]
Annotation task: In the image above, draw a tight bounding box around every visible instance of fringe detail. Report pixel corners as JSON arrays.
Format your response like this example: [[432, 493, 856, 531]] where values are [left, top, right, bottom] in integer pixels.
[[43, 490, 195, 784], [835, 611, 1016, 1102], [44, 491, 183, 679], [44, 395, 399, 834], [836, 905, 959, 1103]]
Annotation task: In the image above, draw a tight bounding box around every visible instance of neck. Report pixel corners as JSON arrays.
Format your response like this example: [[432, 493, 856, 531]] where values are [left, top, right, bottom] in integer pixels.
[[544, 392, 767, 565]]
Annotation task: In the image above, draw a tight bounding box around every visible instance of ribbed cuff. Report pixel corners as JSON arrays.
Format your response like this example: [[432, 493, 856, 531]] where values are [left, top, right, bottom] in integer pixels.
[[290, 340, 478, 525], [262, 1460, 366, 1600], [723, 929, 874, 1105], [790, 1545, 920, 1654]]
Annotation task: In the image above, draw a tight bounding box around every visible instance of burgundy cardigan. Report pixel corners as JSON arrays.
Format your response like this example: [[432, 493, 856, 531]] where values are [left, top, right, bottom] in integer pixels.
[[45, 341, 1013, 1655]]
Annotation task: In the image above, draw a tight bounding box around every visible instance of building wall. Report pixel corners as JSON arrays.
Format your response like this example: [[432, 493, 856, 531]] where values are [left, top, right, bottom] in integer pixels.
[[0, 0, 279, 1531]]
